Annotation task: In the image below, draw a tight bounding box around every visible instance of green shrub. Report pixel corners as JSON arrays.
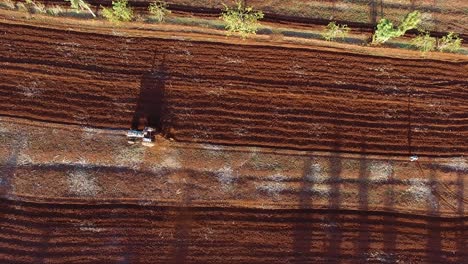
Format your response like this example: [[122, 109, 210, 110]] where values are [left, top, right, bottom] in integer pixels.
[[102, 0, 133, 23], [411, 31, 436, 53], [398, 10, 422, 32], [46, 5, 64, 16], [220, 0, 264, 39], [322, 22, 350, 41], [438, 32, 463, 52], [372, 11, 421, 44], [148, 1, 171, 22], [65, 0, 96, 17]]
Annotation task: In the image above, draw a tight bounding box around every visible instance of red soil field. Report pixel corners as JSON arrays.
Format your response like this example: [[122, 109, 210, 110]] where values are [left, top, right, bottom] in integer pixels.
[[0, 198, 466, 263], [0, 12, 466, 156], [0, 6, 466, 264]]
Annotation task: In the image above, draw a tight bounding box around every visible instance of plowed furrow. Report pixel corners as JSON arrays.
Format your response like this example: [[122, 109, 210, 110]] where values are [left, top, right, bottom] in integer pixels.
[[0, 198, 465, 263], [0, 21, 466, 156]]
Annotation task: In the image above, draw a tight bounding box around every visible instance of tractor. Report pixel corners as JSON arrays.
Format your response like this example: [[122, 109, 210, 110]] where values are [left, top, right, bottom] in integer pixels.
[[126, 127, 156, 147]]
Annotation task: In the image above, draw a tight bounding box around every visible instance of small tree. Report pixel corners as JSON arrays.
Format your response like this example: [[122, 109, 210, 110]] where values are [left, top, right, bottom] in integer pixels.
[[372, 11, 421, 44], [438, 32, 463, 52], [411, 31, 436, 53], [322, 22, 350, 41], [102, 0, 133, 23], [220, 0, 264, 39], [148, 1, 171, 22], [65, 0, 96, 17], [398, 10, 421, 33]]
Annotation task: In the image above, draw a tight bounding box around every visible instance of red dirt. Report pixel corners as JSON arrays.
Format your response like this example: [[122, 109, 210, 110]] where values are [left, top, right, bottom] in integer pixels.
[[0, 198, 465, 264], [0, 13, 467, 156], [0, 8, 467, 263], [0, 115, 466, 263]]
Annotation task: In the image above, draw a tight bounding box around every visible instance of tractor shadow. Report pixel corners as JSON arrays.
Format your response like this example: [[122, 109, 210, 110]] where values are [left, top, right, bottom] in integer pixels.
[[131, 55, 167, 132]]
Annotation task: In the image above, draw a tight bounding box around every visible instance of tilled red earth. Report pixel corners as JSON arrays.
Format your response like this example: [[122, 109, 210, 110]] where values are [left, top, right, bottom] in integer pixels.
[[0, 10, 467, 264], [0, 198, 466, 264], [0, 14, 466, 156]]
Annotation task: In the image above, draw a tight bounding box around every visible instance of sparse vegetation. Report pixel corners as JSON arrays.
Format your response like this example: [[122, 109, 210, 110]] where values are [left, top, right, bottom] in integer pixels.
[[220, 0, 264, 39], [24, 0, 46, 14], [404, 178, 434, 205], [322, 21, 350, 41], [438, 32, 463, 52], [368, 161, 392, 182], [46, 5, 64, 16], [0, 0, 15, 10], [411, 31, 436, 53], [306, 162, 329, 183], [372, 11, 421, 44], [68, 169, 101, 196], [65, 0, 96, 17], [148, 0, 171, 22], [102, 0, 133, 23]]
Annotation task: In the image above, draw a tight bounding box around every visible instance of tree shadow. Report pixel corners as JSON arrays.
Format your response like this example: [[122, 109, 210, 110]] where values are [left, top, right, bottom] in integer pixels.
[[0, 132, 23, 200], [455, 171, 465, 264], [292, 157, 313, 263], [325, 129, 343, 262], [131, 54, 167, 131], [369, 0, 378, 25], [357, 142, 370, 262], [382, 160, 397, 263], [427, 161, 443, 263], [171, 170, 194, 264]]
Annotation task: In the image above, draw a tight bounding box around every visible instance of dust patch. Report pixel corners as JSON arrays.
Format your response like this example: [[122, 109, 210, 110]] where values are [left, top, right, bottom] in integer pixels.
[[67, 169, 101, 197], [366, 251, 401, 263], [114, 145, 146, 170], [81, 126, 101, 140], [404, 178, 435, 207], [150, 148, 181, 173], [368, 161, 392, 182], [310, 184, 331, 197], [256, 174, 287, 196], [215, 166, 236, 191], [442, 157, 467, 171], [77, 221, 105, 233], [305, 162, 329, 183]]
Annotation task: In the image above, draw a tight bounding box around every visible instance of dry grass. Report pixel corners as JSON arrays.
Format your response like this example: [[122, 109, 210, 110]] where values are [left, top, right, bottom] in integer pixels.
[[443, 157, 467, 171], [310, 184, 331, 197], [368, 161, 393, 182], [150, 148, 181, 173], [215, 166, 236, 191], [67, 169, 101, 196], [404, 178, 435, 206], [306, 162, 329, 183], [113, 145, 146, 170], [256, 174, 287, 196], [0, 0, 15, 10], [46, 5, 65, 16]]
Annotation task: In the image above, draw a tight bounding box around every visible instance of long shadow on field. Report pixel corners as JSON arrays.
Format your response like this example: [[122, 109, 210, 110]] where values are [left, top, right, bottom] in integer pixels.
[[357, 142, 370, 262], [0, 132, 23, 200], [455, 171, 465, 264], [292, 157, 313, 263], [382, 160, 397, 263], [171, 170, 194, 264], [131, 55, 167, 131], [325, 130, 343, 262], [427, 162, 443, 263]]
